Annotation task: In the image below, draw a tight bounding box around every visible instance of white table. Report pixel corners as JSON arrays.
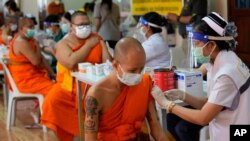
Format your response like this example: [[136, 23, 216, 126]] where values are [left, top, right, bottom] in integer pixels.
[[0, 57, 9, 112], [71, 72, 105, 141]]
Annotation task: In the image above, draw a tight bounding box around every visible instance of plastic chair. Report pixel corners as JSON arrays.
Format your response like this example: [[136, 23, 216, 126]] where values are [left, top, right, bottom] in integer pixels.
[[199, 125, 210, 141], [0, 61, 47, 132]]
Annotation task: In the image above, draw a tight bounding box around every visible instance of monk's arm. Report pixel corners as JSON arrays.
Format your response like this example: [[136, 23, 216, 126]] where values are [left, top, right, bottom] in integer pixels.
[[100, 40, 112, 62], [84, 87, 102, 141], [16, 40, 42, 66], [41, 57, 55, 76], [33, 41, 55, 76], [55, 36, 99, 69], [146, 100, 167, 141]]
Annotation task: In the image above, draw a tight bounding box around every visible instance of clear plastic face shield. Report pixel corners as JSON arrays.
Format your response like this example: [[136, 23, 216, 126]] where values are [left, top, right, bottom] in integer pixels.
[[133, 17, 162, 43], [191, 32, 234, 67]]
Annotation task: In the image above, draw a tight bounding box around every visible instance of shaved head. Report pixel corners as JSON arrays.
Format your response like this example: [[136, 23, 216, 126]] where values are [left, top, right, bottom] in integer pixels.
[[112, 37, 146, 75], [114, 37, 145, 63]]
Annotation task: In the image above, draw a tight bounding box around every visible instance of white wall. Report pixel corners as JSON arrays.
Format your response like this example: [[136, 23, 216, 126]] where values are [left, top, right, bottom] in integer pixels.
[[209, 0, 228, 20], [19, 0, 39, 28], [61, 0, 93, 11], [20, 0, 39, 20]]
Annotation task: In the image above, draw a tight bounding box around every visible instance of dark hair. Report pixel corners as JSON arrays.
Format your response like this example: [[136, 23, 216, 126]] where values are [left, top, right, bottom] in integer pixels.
[[45, 14, 60, 24], [194, 20, 237, 51], [101, 0, 112, 11], [142, 12, 168, 33], [88, 2, 95, 12], [24, 13, 37, 25], [5, 0, 19, 12], [62, 11, 72, 22], [71, 11, 88, 23]]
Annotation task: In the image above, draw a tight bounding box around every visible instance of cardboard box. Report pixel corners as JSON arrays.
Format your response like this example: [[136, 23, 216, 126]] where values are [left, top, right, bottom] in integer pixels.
[[175, 70, 204, 97]]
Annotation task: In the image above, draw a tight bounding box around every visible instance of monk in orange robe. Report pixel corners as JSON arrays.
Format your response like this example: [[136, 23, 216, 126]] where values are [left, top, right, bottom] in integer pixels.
[[84, 37, 167, 141], [8, 16, 55, 96], [41, 11, 111, 141]]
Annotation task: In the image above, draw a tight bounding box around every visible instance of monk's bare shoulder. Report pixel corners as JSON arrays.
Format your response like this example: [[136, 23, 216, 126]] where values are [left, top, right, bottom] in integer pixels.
[[14, 36, 30, 49], [56, 34, 75, 49], [87, 76, 115, 103], [87, 76, 111, 97]]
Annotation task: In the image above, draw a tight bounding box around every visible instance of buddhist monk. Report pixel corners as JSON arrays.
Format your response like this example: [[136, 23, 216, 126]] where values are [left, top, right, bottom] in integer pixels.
[[41, 11, 111, 141], [84, 37, 167, 141], [8, 16, 55, 96]]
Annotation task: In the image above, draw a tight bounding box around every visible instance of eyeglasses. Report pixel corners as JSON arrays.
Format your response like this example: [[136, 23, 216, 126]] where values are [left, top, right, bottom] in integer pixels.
[[72, 23, 91, 27]]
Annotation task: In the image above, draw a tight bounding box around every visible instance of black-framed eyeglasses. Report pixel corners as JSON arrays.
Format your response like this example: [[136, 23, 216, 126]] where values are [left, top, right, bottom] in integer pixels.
[[72, 23, 91, 27]]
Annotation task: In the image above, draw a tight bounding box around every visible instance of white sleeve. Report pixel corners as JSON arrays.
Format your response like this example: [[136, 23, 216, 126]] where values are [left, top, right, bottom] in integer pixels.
[[93, 3, 101, 18], [208, 75, 238, 108], [142, 41, 156, 62]]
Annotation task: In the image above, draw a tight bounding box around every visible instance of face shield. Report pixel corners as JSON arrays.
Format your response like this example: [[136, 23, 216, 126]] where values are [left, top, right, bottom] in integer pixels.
[[137, 16, 162, 29], [191, 32, 235, 66], [134, 17, 163, 43]]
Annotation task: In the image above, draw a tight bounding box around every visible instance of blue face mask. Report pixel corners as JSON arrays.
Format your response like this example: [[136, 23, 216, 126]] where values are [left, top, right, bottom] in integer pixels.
[[193, 42, 215, 64], [25, 29, 35, 38], [60, 23, 70, 34], [46, 28, 54, 38]]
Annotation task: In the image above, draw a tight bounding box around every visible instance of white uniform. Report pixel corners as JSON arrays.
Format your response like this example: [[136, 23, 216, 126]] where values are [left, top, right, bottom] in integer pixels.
[[206, 51, 250, 141], [142, 33, 171, 68]]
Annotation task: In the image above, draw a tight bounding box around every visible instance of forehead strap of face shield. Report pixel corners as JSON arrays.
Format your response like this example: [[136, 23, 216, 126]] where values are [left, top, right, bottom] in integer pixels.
[[191, 32, 234, 43], [139, 16, 162, 29]]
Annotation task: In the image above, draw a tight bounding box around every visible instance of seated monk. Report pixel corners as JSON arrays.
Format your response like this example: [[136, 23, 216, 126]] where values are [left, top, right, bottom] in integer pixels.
[[84, 37, 167, 141], [8, 16, 55, 96], [41, 11, 111, 141]]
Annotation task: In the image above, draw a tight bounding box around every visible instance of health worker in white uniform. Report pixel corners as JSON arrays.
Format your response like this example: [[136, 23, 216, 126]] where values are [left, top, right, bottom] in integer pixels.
[[136, 12, 171, 68], [151, 12, 250, 141]]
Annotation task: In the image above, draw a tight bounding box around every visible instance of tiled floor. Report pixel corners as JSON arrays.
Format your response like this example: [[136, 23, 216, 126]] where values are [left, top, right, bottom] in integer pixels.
[[0, 94, 58, 141]]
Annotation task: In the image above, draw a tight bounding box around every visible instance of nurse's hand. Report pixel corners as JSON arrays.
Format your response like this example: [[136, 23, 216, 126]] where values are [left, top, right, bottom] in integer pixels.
[[151, 85, 172, 109], [164, 89, 186, 101]]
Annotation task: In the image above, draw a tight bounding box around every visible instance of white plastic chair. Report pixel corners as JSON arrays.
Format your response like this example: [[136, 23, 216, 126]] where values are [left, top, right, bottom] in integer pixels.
[[200, 125, 210, 141], [0, 61, 47, 132]]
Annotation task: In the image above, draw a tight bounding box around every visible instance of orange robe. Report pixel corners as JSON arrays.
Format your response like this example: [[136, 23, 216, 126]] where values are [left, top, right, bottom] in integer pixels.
[[97, 74, 153, 141], [47, 2, 65, 16], [41, 33, 103, 141], [0, 29, 5, 45], [8, 35, 54, 96]]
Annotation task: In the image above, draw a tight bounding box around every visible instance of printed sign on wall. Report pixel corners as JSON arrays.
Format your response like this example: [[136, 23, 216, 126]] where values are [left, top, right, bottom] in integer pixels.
[[131, 0, 183, 15]]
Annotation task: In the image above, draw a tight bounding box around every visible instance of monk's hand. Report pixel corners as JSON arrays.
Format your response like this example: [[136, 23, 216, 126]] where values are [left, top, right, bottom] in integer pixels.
[[151, 85, 172, 109], [85, 36, 99, 49], [164, 89, 186, 101]]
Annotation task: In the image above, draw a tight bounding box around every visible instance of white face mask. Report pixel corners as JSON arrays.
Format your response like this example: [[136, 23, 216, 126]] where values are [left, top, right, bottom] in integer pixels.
[[133, 26, 147, 43], [10, 24, 17, 31], [75, 25, 91, 39], [117, 64, 143, 86]]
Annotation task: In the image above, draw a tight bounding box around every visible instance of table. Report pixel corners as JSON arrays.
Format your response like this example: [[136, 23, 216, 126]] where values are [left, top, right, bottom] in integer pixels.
[[71, 72, 105, 141], [0, 57, 9, 112]]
